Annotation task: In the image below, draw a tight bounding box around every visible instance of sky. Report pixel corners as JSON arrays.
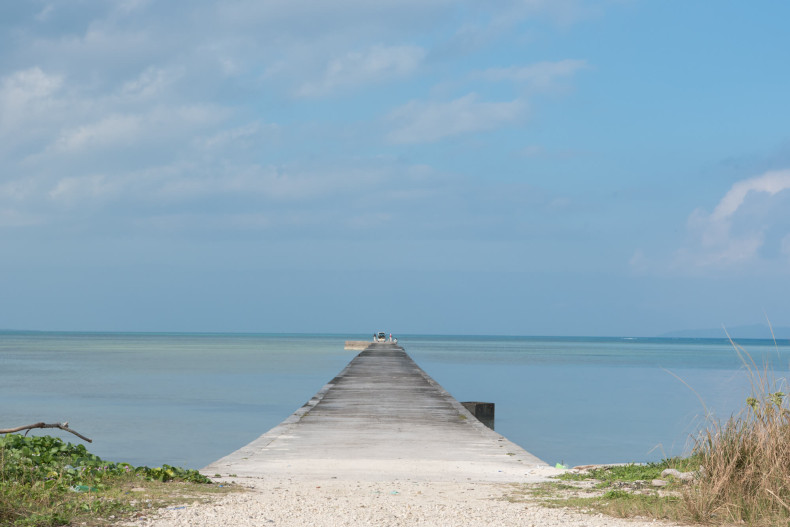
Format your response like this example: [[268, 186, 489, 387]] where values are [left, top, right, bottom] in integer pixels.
[[1, 0, 789, 337]]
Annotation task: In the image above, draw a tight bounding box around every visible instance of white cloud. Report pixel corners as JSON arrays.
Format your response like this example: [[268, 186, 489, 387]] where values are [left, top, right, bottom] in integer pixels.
[[0, 68, 74, 160], [48, 174, 122, 203], [297, 45, 426, 97], [39, 158, 432, 211], [0, 0, 595, 238], [34, 4, 55, 22], [710, 170, 790, 222], [120, 66, 181, 100], [41, 104, 229, 157], [0, 68, 63, 130], [200, 122, 276, 150], [476, 59, 589, 91], [0, 67, 61, 102], [116, 0, 151, 15], [386, 94, 526, 144], [52, 114, 143, 153], [678, 169, 790, 267]]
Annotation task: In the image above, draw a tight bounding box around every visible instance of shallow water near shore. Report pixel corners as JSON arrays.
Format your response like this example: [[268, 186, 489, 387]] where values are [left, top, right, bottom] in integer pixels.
[[1, 332, 788, 468]]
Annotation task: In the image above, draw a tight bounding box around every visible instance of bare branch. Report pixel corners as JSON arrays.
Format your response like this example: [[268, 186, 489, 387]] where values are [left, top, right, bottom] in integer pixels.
[[0, 422, 92, 443]]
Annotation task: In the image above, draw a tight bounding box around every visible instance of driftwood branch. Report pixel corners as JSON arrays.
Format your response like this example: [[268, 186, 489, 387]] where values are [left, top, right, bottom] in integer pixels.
[[0, 422, 92, 443]]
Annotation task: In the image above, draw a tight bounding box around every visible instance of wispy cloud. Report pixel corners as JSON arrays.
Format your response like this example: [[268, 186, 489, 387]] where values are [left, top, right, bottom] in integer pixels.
[[0, 68, 63, 132], [0, 0, 589, 240], [199, 122, 277, 150], [475, 59, 589, 91], [51, 114, 143, 153], [382, 58, 586, 144], [386, 94, 526, 144], [36, 104, 230, 160], [297, 45, 426, 97], [29, 157, 438, 215], [120, 66, 182, 100]]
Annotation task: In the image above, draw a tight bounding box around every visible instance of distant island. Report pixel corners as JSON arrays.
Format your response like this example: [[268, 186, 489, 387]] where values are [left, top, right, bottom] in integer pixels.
[[659, 324, 790, 339]]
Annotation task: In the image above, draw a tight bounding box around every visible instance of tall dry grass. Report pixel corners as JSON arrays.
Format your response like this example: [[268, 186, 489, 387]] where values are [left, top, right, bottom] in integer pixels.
[[683, 335, 790, 526]]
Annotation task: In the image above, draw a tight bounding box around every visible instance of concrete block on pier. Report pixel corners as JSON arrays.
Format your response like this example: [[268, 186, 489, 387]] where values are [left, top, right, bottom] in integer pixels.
[[461, 401, 495, 430]]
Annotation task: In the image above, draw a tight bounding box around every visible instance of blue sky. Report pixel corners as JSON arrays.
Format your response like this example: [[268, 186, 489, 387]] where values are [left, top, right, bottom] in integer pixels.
[[1, 0, 789, 336]]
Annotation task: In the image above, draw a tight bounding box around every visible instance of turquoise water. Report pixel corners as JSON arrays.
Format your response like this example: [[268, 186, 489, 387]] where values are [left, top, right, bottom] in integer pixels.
[[1, 332, 788, 468]]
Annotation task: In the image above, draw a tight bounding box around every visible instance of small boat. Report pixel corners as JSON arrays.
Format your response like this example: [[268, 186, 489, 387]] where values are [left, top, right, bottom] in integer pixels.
[[374, 332, 397, 343]]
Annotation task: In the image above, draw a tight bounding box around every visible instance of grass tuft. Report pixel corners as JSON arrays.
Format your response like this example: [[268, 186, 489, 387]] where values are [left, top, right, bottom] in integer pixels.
[[682, 338, 790, 526], [516, 335, 790, 526]]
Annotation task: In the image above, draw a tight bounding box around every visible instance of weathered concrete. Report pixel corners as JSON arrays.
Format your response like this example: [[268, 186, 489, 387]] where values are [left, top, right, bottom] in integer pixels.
[[461, 401, 495, 430], [203, 342, 549, 482]]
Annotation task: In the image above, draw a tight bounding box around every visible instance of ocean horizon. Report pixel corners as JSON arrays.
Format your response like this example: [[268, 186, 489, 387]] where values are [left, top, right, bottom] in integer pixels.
[[2, 331, 788, 468]]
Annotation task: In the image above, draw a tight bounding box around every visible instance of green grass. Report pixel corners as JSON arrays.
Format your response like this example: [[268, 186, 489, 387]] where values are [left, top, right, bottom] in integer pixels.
[[509, 460, 693, 522], [560, 491, 683, 519], [557, 457, 701, 487], [557, 463, 664, 483], [0, 434, 234, 526], [513, 481, 581, 498]]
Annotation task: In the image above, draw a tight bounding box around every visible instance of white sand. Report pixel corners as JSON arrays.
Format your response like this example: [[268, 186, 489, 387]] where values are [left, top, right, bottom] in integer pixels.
[[129, 475, 686, 527]]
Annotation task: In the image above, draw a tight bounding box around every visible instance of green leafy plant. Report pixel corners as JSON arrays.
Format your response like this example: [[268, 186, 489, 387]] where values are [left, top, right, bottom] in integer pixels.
[[1, 434, 216, 526]]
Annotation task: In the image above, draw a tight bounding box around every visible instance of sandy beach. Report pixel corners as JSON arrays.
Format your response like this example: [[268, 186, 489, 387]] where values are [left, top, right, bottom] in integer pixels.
[[129, 474, 685, 527]]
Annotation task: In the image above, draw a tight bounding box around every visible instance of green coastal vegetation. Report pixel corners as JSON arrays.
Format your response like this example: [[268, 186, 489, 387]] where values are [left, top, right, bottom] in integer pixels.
[[0, 433, 231, 526], [513, 340, 790, 527]]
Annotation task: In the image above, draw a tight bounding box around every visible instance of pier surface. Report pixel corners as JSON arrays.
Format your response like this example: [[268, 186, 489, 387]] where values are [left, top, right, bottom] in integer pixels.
[[203, 343, 549, 482]]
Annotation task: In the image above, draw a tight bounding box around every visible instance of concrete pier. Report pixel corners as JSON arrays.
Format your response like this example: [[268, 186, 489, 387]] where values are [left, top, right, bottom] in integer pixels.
[[203, 342, 548, 482]]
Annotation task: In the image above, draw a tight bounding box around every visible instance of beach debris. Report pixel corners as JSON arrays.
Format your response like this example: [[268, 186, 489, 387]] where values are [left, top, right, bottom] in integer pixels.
[[70, 485, 99, 492], [0, 421, 92, 443], [554, 463, 568, 469], [661, 468, 696, 481]]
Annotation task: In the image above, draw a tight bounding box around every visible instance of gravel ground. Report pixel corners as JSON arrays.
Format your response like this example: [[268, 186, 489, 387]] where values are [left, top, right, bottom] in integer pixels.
[[128, 478, 687, 527]]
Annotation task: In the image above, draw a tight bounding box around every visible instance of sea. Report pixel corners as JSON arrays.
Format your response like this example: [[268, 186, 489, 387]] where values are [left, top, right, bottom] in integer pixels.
[[1, 332, 788, 469]]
